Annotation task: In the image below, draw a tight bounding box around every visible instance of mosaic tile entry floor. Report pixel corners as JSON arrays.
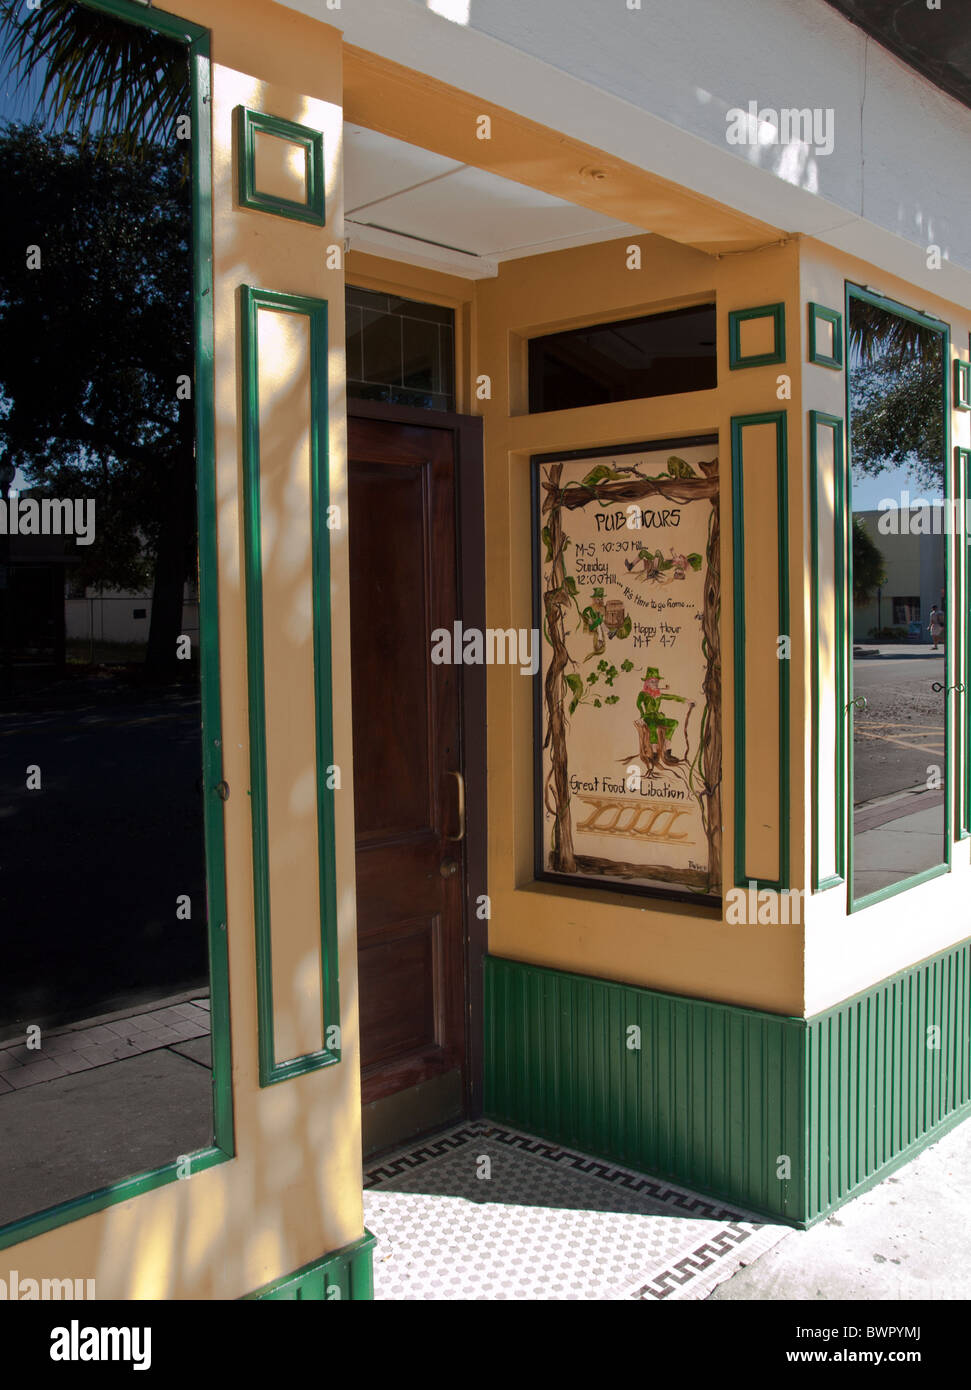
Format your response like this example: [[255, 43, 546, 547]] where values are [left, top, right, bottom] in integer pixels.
[[363, 1122, 790, 1301]]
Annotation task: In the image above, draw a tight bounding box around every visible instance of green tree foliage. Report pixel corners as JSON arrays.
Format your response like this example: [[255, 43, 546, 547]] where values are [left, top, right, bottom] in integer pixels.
[[848, 301, 945, 494], [0, 123, 194, 671], [849, 350, 945, 493], [852, 516, 887, 606]]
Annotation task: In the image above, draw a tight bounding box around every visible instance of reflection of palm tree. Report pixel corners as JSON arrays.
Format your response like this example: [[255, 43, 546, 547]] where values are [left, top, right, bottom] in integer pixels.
[[0, 0, 187, 150], [849, 299, 931, 366], [0, 1, 194, 674]]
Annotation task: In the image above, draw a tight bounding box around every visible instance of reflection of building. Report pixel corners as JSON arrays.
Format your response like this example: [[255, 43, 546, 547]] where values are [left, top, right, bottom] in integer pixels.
[[853, 507, 946, 641], [64, 585, 200, 649], [4, 0, 971, 1305]]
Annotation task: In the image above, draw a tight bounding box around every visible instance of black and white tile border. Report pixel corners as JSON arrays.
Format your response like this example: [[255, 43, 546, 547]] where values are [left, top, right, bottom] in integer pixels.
[[365, 1120, 790, 1301]]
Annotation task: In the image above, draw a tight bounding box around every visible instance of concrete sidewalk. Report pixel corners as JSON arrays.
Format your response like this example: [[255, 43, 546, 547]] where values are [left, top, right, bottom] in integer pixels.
[[708, 1114, 971, 1300], [854, 643, 945, 659]]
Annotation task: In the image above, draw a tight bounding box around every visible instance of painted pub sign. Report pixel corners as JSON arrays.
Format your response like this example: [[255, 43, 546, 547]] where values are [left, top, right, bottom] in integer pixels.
[[533, 437, 722, 902]]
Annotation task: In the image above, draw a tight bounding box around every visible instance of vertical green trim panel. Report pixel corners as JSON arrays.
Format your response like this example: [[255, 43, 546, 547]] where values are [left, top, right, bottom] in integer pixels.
[[244, 1232, 376, 1300], [484, 955, 806, 1223], [731, 410, 790, 890], [190, 27, 233, 1153], [960, 446, 971, 837], [809, 410, 846, 891], [239, 285, 340, 1086]]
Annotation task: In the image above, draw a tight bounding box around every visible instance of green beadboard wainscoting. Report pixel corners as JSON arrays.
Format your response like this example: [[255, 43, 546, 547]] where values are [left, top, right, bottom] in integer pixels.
[[244, 1233, 376, 1300], [484, 947, 971, 1227]]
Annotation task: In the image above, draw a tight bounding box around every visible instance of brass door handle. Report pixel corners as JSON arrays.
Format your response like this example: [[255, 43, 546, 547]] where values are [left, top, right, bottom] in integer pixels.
[[445, 770, 465, 842]]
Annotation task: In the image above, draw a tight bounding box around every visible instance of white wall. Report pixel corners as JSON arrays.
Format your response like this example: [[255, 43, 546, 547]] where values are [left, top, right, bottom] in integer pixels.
[[289, 0, 971, 306]]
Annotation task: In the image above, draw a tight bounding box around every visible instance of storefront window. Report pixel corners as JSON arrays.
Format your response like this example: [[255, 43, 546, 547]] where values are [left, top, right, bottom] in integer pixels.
[[0, 0, 227, 1232], [527, 303, 716, 413], [846, 287, 949, 907]]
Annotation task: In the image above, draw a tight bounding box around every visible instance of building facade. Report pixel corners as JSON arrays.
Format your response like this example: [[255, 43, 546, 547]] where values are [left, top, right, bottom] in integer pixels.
[[1, 0, 970, 1299]]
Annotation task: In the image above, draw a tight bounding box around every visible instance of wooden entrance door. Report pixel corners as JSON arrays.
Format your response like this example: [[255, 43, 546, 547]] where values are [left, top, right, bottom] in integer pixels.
[[348, 407, 481, 1154]]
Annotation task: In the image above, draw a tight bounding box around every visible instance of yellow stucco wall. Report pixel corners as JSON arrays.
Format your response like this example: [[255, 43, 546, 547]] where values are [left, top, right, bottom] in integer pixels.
[[5, 0, 362, 1299], [473, 232, 809, 1015]]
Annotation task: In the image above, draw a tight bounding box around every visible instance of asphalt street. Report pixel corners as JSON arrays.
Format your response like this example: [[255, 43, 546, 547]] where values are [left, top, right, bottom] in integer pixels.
[[0, 671, 210, 1039], [851, 654, 946, 805]]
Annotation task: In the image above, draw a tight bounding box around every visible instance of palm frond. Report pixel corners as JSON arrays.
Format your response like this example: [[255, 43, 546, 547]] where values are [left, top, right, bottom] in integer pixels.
[[0, 0, 188, 154], [849, 300, 933, 366]]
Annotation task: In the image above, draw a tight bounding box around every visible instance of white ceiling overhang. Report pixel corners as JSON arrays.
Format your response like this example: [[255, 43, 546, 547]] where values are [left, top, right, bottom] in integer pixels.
[[344, 124, 647, 279]]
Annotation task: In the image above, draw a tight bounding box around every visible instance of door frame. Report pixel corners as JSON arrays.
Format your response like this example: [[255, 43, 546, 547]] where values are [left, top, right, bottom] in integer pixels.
[[346, 398, 488, 1116]]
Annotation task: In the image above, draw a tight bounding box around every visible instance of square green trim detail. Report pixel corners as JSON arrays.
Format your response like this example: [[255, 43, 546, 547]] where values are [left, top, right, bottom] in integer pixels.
[[236, 106, 325, 226], [809, 410, 846, 892], [955, 358, 971, 410], [730, 411, 790, 891], [244, 1232, 376, 1300], [728, 302, 786, 369], [808, 302, 843, 369], [0, 0, 234, 1253], [239, 286, 341, 1087]]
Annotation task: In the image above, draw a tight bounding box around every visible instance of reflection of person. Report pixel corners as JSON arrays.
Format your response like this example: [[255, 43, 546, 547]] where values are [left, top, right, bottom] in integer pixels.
[[637, 667, 687, 766], [929, 607, 944, 650]]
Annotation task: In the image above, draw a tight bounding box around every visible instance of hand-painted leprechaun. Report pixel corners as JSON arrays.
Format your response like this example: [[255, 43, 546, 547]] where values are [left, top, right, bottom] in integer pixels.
[[636, 667, 687, 767]]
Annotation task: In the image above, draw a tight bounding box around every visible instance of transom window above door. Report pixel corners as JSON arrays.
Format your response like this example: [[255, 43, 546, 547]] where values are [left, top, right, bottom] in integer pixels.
[[346, 286, 455, 411]]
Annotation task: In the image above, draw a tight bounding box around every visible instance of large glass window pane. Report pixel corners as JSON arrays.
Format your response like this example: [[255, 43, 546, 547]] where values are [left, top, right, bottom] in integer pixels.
[[0, 0, 219, 1227], [847, 290, 948, 905], [527, 303, 716, 414]]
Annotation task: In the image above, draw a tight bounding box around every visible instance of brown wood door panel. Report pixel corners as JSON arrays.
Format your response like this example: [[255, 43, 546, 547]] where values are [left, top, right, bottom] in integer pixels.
[[348, 415, 465, 1111], [357, 916, 440, 1070]]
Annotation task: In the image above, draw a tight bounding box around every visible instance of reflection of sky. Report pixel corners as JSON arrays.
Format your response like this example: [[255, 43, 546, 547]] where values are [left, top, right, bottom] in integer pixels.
[[0, 58, 47, 126], [851, 465, 942, 512]]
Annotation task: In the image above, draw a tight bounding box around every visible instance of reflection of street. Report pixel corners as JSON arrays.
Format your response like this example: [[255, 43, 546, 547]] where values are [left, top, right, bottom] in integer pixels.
[[852, 655, 945, 804], [0, 678, 208, 1040], [851, 654, 947, 897]]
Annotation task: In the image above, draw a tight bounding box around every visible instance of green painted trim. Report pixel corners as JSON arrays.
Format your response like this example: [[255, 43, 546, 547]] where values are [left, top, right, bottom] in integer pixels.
[[807, 302, 843, 369], [728, 302, 786, 369], [239, 285, 340, 1087], [809, 411, 846, 891], [0, 1147, 227, 1255], [73, 0, 208, 41], [954, 358, 971, 410], [845, 283, 952, 913], [485, 941, 971, 1228], [730, 411, 790, 891], [0, 0, 234, 1254], [845, 281, 949, 335], [235, 106, 325, 226], [244, 1232, 377, 1300]]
